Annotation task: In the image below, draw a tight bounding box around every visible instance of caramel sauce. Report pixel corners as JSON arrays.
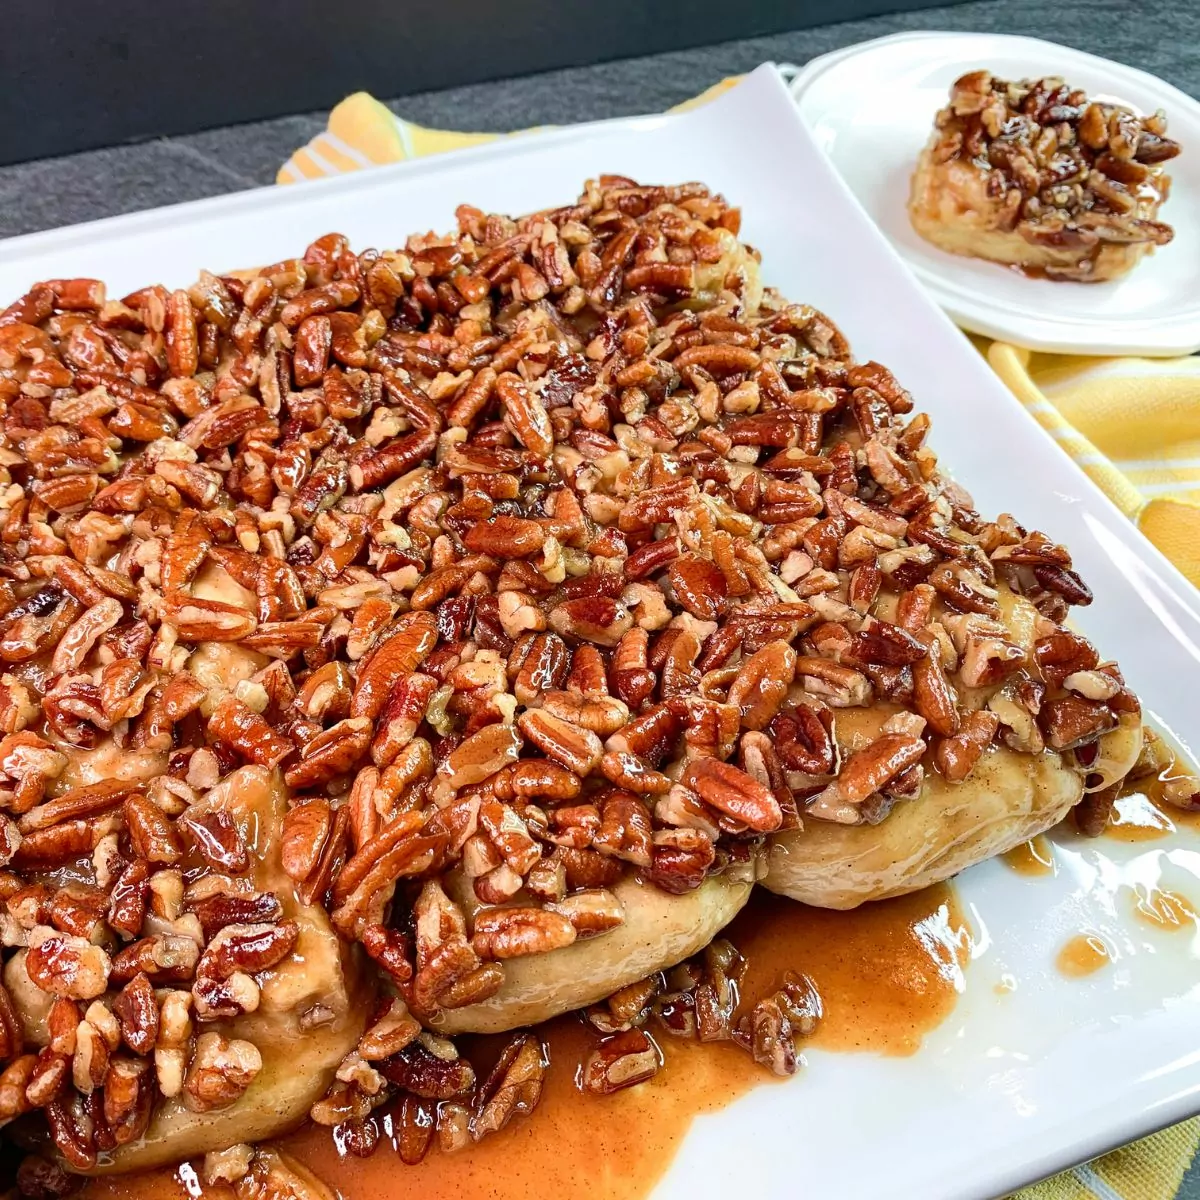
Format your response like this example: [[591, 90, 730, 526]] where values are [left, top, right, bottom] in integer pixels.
[[725, 886, 972, 1057], [1130, 887, 1199, 931], [1101, 760, 1200, 843], [1055, 933, 1113, 978], [1002, 835, 1055, 876], [82, 885, 968, 1200], [1105, 792, 1179, 842]]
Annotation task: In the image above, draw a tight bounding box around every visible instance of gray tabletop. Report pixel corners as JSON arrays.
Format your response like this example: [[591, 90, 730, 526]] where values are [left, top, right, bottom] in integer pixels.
[[3, 0, 1198, 1193]]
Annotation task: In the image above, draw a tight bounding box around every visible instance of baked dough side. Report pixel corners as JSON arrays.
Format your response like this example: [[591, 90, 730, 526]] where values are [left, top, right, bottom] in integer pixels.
[[763, 717, 1142, 910], [433, 868, 754, 1034]]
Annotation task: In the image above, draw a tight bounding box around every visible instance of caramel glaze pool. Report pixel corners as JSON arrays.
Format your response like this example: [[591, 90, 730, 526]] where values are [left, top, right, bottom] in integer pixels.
[[82, 884, 970, 1200]]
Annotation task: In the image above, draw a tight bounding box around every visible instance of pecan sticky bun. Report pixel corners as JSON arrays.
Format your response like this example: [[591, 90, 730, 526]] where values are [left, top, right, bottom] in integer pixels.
[[909, 71, 1181, 281]]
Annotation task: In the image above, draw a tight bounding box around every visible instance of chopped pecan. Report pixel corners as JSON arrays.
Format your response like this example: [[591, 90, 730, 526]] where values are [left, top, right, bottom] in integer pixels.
[[735, 996, 798, 1077], [123, 794, 183, 865], [358, 997, 421, 1061], [681, 757, 783, 832], [281, 800, 333, 884], [1075, 781, 1121, 836], [808, 733, 926, 821], [379, 1039, 475, 1100], [393, 1096, 435, 1165], [439, 723, 522, 789], [103, 1055, 154, 1145], [726, 640, 797, 730], [112, 972, 159, 1056], [1039, 694, 1118, 751], [183, 1032, 263, 1112], [518, 708, 603, 776], [593, 790, 654, 866], [188, 891, 283, 941], [107, 858, 151, 939], [350, 611, 439, 720], [110, 934, 199, 985], [17, 778, 134, 834], [284, 717, 372, 789], [547, 888, 625, 937], [648, 827, 716, 894], [935, 710, 1000, 782], [180, 807, 249, 873], [209, 696, 294, 769], [25, 932, 111, 1000], [197, 921, 299, 981]]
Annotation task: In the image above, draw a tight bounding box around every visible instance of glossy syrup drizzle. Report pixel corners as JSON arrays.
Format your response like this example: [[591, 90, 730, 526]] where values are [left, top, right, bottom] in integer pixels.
[[1002, 835, 1056, 876], [1056, 934, 1113, 977]]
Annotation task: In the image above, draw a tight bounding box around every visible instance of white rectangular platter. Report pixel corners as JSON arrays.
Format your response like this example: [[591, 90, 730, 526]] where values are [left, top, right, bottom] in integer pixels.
[[3, 64, 1199, 1200]]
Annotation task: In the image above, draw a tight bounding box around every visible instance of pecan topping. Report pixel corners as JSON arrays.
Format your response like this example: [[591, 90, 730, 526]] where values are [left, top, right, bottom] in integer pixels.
[[913, 72, 1178, 281], [25, 932, 111, 1000], [183, 1032, 263, 1112], [0, 175, 1143, 1180]]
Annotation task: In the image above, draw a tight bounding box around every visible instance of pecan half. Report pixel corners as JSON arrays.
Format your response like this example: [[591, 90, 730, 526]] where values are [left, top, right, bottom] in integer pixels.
[[471, 907, 577, 960], [581, 1029, 660, 1095], [681, 757, 783, 832]]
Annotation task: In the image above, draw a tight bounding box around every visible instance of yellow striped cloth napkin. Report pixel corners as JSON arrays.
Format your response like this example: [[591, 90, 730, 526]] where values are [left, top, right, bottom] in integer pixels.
[[277, 81, 1200, 1199], [989, 345, 1200, 588]]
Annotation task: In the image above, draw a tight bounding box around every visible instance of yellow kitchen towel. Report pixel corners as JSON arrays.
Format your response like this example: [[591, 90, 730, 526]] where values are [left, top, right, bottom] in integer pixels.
[[277, 80, 1200, 1200], [275, 82, 740, 183], [989, 345, 1200, 590]]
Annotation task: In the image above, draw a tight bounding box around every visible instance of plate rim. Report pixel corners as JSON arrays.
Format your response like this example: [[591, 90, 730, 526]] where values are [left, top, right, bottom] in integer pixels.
[[788, 31, 1200, 356]]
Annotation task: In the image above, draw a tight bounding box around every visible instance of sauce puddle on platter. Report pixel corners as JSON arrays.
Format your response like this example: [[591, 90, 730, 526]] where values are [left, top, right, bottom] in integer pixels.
[[1105, 792, 1181, 842], [1095, 751, 1200, 936], [725, 885, 972, 1057], [1101, 754, 1200, 845], [1046, 742, 1200, 979], [83, 885, 970, 1200], [1002, 835, 1056, 876], [1056, 933, 1113, 978], [1130, 887, 1199, 931]]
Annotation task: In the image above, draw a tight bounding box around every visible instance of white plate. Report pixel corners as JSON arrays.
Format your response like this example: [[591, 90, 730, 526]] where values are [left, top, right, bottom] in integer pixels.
[[788, 32, 1200, 356], [3, 64, 1200, 1200]]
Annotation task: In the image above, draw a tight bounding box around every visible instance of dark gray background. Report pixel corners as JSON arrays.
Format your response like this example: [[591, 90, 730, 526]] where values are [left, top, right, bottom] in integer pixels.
[[0, 0, 952, 165], [1, 0, 1196, 239], [2, 0, 1198, 1192]]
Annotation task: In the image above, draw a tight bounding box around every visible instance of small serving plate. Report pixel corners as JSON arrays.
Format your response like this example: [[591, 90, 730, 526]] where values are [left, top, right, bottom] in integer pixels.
[[788, 31, 1200, 355]]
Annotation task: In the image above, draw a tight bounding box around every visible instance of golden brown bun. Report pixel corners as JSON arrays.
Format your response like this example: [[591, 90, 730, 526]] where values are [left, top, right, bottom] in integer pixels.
[[764, 715, 1143, 910], [909, 144, 1164, 282], [89, 768, 369, 1174], [433, 868, 754, 1034], [764, 744, 1078, 909], [765, 583, 1142, 909]]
